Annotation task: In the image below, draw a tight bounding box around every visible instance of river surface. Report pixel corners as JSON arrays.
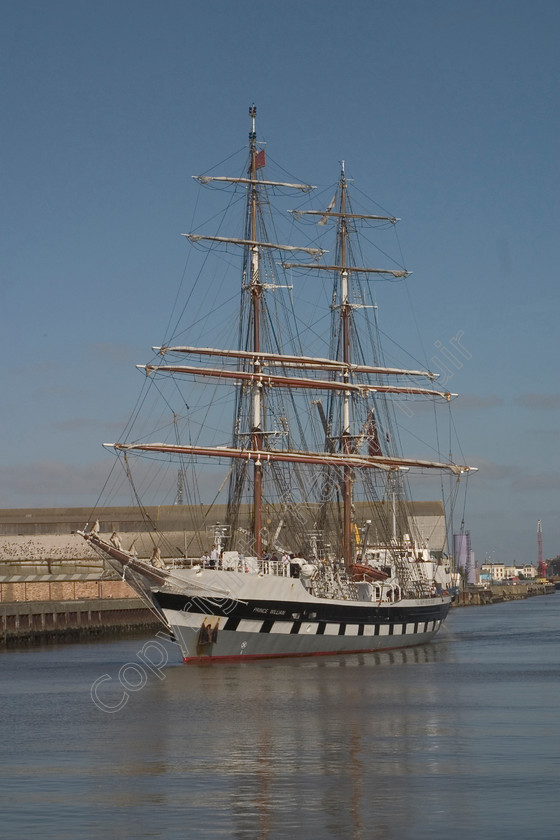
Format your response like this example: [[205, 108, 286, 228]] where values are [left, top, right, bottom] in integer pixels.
[[0, 594, 558, 840]]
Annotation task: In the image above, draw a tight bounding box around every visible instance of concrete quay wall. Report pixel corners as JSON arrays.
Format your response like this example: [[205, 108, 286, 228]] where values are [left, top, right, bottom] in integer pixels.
[[0, 577, 137, 604], [0, 598, 161, 646], [452, 582, 555, 606]]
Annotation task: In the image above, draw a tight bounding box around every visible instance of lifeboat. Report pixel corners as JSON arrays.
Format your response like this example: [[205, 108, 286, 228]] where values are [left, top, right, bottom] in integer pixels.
[[349, 563, 389, 582]]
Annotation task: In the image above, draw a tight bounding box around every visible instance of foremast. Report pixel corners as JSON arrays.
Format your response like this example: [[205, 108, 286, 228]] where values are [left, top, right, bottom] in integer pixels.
[[248, 104, 264, 561]]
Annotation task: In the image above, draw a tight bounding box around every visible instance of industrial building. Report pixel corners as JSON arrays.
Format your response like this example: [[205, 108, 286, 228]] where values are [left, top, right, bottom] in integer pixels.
[[0, 501, 447, 562]]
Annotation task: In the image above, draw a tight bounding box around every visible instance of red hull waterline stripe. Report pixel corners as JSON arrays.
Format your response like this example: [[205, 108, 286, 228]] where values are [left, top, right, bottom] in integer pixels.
[[183, 642, 429, 664]]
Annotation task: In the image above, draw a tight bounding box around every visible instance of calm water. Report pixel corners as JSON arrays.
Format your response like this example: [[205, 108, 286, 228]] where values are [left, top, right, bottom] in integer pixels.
[[0, 595, 558, 840]]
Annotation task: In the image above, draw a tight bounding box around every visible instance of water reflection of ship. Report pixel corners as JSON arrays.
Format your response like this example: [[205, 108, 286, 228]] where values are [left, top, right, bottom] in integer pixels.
[[147, 640, 456, 838]]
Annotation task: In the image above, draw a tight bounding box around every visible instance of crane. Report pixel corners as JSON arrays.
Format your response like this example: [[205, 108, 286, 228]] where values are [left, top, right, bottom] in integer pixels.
[[537, 520, 546, 578]]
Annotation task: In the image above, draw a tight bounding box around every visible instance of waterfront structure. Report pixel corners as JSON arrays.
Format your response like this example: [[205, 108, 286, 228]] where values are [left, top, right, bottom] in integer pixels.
[[453, 532, 476, 584], [480, 563, 538, 582]]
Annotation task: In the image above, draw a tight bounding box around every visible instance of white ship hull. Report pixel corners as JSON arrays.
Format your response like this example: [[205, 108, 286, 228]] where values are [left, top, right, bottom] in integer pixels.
[[80, 536, 452, 662], [161, 603, 449, 662], [148, 567, 451, 662]]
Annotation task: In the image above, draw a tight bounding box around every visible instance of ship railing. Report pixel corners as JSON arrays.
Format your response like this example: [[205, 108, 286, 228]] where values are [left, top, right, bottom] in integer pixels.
[[261, 560, 291, 577], [171, 557, 292, 576], [167, 557, 300, 579]]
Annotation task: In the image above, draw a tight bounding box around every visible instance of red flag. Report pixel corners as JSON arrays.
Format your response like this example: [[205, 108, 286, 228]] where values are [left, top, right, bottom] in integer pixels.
[[255, 149, 266, 170]]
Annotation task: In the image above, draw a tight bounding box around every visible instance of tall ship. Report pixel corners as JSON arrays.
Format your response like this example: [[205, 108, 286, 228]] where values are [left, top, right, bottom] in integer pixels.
[[81, 105, 475, 662]]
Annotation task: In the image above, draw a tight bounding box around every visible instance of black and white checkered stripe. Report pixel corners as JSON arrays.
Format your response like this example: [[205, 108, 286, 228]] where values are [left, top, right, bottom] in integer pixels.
[[222, 616, 442, 636]]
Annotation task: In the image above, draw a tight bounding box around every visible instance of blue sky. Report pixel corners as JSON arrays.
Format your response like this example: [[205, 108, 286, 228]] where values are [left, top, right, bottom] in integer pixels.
[[1, 0, 558, 565]]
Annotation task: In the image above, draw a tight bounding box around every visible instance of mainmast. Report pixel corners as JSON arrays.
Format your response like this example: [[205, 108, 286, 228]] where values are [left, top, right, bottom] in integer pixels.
[[339, 163, 353, 568], [283, 166, 411, 567]]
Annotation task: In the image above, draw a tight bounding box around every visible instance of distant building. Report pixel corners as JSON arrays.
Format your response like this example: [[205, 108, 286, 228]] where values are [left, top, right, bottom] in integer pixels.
[[481, 563, 506, 581], [480, 563, 537, 582], [514, 565, 538, 579]]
